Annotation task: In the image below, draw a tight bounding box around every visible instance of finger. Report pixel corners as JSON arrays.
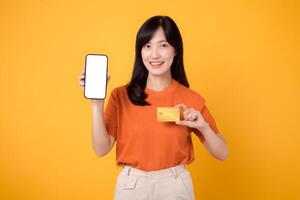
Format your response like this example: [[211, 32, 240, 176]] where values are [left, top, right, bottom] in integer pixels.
[[187, 113, 198, 121], [186, 114, 197, 121], [175, 103, 187, 110], [183, 108, 192, 116], [185, 108, 196, 114], [79, 70, 85, 77], [183, 108, 194, 120], [175, 120, 194, 127], [187, 108, 201, 120], [80, 72, 85, 78], [79, 80, 85, 86]]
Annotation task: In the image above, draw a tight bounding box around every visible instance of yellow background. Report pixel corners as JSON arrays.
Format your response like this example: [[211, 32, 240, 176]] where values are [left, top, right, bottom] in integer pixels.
[[1, 0, 299, 199]]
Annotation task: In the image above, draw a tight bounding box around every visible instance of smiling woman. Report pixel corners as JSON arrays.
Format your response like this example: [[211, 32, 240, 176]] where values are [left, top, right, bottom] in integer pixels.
[[126, 15, 188, 105], [79, 15, 228, 200], [141, 27, 176, 76]]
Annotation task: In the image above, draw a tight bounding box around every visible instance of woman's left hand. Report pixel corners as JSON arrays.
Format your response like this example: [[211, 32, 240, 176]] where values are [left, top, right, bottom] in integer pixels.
[[175, 103, 207, 130]]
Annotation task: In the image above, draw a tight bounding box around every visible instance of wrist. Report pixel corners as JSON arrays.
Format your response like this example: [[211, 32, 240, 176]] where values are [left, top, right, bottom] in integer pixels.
[[197, 122, 210, 132], [92, 100, 104, 107]]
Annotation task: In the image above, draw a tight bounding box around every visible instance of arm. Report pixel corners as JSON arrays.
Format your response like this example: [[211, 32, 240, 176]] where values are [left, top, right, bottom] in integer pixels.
[[197, 123, 228, 161], [91, 101, 115, 157], [175, 102, 228, 161], [79, 69, 114, 157]]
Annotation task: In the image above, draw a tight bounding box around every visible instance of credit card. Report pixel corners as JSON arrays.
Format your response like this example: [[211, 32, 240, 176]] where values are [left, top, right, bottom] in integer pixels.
[[157, 107, 180, 122]]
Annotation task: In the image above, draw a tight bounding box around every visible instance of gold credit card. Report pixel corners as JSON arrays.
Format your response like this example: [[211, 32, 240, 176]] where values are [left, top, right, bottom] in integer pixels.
[[157, 107, 180, 122]]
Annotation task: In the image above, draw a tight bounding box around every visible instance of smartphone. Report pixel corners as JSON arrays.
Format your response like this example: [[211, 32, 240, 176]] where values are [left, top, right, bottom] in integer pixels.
[[84, 54, 108, 100]]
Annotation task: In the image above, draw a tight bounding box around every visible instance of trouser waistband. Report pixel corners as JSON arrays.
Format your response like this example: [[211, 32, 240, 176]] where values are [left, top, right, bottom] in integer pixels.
[[121, 164, 187, 179]]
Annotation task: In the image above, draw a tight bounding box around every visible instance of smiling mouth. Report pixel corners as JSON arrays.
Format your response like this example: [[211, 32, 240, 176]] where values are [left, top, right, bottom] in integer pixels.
[[150, 61, 164, 67]]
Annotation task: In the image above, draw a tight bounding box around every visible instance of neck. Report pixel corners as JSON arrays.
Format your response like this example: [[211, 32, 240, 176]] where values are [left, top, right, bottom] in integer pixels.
[[146, 73, 172, 92]]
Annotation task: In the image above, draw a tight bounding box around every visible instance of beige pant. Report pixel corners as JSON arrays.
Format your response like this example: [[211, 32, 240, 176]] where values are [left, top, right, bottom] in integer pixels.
[[114, 164, 195, 200]]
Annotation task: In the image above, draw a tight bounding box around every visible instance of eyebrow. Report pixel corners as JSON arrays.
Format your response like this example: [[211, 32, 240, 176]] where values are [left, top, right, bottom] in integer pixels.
[[148, 40, 167, 44]]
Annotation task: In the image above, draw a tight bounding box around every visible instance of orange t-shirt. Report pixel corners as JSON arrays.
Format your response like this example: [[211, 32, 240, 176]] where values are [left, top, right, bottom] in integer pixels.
[[104, 79, 220, 171]]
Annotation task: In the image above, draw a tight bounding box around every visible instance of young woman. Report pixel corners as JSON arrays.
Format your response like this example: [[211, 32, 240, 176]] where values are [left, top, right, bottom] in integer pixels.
[[79, 15, 228, 200]]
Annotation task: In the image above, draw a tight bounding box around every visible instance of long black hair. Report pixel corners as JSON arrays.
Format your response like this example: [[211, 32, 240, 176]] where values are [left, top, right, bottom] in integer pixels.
[[126, 15, 190, 106]]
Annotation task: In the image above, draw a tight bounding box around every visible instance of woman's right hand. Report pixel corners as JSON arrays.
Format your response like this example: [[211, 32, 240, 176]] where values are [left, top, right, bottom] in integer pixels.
[[78, 68, 110, 104]]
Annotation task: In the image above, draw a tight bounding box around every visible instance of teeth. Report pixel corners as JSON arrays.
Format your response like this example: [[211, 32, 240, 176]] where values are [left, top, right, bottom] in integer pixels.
[[151, 62, 163, 65]]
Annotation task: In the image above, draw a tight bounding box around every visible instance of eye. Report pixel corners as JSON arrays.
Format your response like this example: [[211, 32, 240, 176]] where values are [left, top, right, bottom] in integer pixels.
[[160, 43, 169, 48], [144, 44, 151, 49]]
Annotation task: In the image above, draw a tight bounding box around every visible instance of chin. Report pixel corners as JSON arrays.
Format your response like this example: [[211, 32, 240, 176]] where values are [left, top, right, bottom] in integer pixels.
[[148, 70, 170, 77], [144, 62, 172, 76]]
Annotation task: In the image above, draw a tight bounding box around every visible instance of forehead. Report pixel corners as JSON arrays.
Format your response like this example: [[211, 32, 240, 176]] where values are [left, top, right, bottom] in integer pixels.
[[149, 27, 167, 43]]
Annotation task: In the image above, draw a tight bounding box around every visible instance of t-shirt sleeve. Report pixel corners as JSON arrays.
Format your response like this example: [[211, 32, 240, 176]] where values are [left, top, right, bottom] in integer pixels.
[[104, 88, 119, 140], [192, 96, 220, 143]]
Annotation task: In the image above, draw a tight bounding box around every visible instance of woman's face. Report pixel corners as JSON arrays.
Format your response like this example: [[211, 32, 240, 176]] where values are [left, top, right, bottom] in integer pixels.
[[141, 26, 176, 77]]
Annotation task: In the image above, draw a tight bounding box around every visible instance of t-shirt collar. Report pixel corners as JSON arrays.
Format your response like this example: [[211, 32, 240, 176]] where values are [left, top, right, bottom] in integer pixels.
[[145, 79, 178, 96]]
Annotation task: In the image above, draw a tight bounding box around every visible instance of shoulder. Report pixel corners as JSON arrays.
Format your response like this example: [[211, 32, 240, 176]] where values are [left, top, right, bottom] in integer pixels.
[[175, 81, 206, 103], [109, 84, 128, 99], [111, 84, 126, 93]]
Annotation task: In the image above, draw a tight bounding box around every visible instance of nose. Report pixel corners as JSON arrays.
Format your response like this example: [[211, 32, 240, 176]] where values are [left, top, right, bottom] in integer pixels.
[[150, 47, 160, 59]]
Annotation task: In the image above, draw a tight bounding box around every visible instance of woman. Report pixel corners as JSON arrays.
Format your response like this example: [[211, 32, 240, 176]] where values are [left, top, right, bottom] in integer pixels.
[[79, 15, 228, 200]]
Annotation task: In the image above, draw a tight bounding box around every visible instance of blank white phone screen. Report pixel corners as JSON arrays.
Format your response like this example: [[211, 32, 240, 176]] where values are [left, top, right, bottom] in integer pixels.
[[84, 54, 108, 99]]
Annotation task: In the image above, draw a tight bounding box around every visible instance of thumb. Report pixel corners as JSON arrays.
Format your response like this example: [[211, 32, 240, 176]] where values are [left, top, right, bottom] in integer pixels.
[[175, 120, 193, 127]]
